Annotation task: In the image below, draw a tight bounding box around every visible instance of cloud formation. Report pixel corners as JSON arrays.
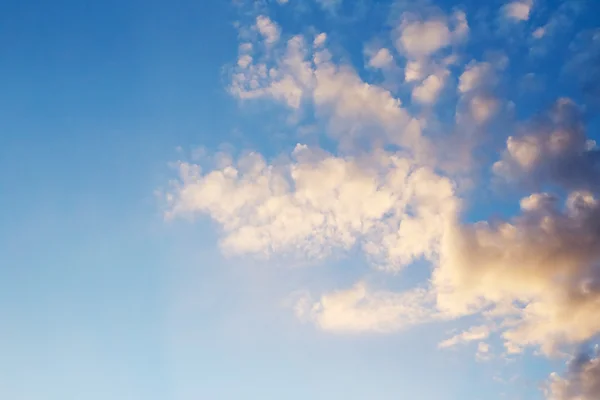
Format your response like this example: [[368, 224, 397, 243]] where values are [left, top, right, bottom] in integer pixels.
[[494, 99, 600, 192], [502, 0, 533, 22], [166, 2, 600, 398], [547, 349, 600, 400], [167, 146, 457, 270]]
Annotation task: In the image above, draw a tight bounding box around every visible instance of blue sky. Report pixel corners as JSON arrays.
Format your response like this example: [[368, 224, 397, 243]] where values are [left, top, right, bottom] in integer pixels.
[[1, 0, 600, 399]]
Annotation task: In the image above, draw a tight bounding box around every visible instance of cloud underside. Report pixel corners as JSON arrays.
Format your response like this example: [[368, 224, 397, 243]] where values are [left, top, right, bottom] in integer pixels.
[[166, 2, 600, 399]]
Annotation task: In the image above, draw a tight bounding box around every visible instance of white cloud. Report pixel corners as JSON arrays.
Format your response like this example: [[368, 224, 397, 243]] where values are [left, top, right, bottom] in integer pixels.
[[397, 19, 451, 58], [404, 60, 424, 82], [167, 146, 457, 270], [256, 15, 280, 44], [311, 50, 426, 152], [368, 48, 394, 69], [469, 95, 499, 123], [411, 70, 448, 105], [503, 0, 533, 22], [230, 28, 428, 153], [297, 283, 438, 333], [458, 62, 495, 93], [439, 325, 492, 348], [230, 35, 313, 109], [237, 54, 252, 68], [313, 33, 327, 48], [394, 10, 468, 59]]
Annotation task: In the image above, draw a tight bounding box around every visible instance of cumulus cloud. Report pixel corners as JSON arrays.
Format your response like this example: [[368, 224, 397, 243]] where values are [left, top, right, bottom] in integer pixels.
[[494, 99, 600, 192], [230, 34, 313, 109], [168, 5, 600, 398], [395, 10, 469, 59], [368, 48, 394, 69], [397, 19, 452, 58], [435, 190, 600, 355], [456, 61, 501, 124], [502, 0, 533, 22], [411, 70, 448, 105], [546, 349, 600, 400], [256, 15, 280, 44], [167, 146, 457, 270], [313, 32, 327, 48], [404, 60, 425, 82], [230, 31, 428, 153]]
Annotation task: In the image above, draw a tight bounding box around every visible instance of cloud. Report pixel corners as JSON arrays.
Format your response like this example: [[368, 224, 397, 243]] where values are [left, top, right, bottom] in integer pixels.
[[230, 35, 313, 109], [456, 61, 501, 124], [493, 99, 600, 192], [502, 0, 533, 22], [546, 349, 600, 400], [367, 48, 394, 69], [404, 60, 424, 82], [296, 283, 439, 333], [434, 190, 600, 355], [397, 19, 452, 58], [394, 9, 468, 59], [230, 31, 428, 154], [458, 62, 495, 93], [168, 5, 600, 397], [255, 15, 280, 44], [438, 325, 492, 348], [411, 70, 448, 105], [313, 32, 327, 48], [167, 146, 457, 270]]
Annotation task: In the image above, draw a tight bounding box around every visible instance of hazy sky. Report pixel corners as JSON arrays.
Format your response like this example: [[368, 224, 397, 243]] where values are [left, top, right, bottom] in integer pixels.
[[1, 0, 600, 399]]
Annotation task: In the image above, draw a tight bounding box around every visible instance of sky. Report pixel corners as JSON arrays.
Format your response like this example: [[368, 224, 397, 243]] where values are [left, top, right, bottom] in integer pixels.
[[1, 0, 600, 399]]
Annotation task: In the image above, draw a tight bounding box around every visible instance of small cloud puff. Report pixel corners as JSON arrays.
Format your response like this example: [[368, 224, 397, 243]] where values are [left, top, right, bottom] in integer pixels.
[[502, 0, 533, 22]]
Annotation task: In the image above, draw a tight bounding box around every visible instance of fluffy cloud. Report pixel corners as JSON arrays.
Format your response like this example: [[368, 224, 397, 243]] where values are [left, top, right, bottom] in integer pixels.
[[458, 62, 496, 93], [411, 70, 448, 105], [547, 349, 600, 400], [167, 146, 457, 270], [230, 31, 428, 153], [169, 6, 600, 398], [494, 99, 600, 192], [295, 283, 438, 333], [397, 19, 452, 58], [311, 52, 425, 152], [435, 190, 600, 355], [256, 15, 280, 44], [394, 10, 468, 59], [502, 0, 533, 22], [367, 48, 394, 69]]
